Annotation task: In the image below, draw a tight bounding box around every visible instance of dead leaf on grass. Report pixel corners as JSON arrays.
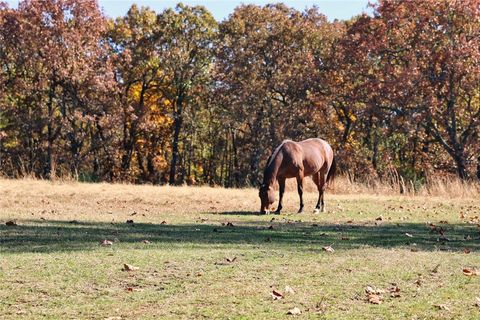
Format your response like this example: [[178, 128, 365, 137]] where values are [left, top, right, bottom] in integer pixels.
[[226, 257, 236, 263], [322, 246, 334, 253], [122, 264, 139, 271], [100, 239, 113, 246], [287, 307, 301, 315], [463, 268, 479, 276], [367, 294, 382, 304], [389, 286, 401, 298], [365, 286, 385, 295], [463, 248, 471, 254], [271, 290, 283, 300], [434, 304, 450, 311]]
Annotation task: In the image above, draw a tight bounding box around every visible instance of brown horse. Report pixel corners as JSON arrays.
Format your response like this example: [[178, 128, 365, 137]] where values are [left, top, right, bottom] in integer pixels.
[[259, 138, 336, 214]]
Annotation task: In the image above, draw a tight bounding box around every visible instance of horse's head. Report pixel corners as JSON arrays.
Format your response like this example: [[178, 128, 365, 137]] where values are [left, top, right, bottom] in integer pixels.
[[259, 183, 275, 214]]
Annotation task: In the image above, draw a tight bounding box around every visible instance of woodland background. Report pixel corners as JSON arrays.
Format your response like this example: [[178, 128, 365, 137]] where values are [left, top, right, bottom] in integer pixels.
[[0, 0, 479, 188]]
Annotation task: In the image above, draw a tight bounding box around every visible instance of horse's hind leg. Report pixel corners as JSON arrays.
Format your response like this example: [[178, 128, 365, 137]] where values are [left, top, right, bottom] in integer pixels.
[[313, 172, 326, 213], [296, 171, 304, 214]]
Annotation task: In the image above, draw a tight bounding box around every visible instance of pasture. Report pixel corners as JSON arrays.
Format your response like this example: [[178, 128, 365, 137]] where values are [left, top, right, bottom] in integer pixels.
[[1, 178, 479, 319]]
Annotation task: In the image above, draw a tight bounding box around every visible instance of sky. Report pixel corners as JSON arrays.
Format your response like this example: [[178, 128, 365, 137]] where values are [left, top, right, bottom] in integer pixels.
[[6, 0, 372, 21]]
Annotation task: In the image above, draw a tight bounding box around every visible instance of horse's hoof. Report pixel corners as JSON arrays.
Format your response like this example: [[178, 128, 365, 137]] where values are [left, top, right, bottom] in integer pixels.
[[313, 209, 320, 214], [274, 211, 281, 215], [297, 209, 304, 214]]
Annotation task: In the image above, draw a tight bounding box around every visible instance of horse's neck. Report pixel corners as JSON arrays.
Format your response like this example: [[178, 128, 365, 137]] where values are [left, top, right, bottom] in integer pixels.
[[263, 152, 283, 186]]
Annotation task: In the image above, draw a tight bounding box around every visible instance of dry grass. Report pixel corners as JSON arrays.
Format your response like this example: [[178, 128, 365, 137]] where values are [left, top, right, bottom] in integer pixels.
[[284, 175, 480, 199], [1, 178, 480, 319]]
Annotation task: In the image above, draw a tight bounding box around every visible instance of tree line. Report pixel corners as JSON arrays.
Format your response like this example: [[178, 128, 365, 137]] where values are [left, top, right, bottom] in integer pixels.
[[0, 0, 479, 187]]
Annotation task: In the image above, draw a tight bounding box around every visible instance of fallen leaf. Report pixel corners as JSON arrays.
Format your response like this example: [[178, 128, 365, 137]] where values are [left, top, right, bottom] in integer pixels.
[[100, 239, 113, 246], [367, 294, 382, 304], [122, 264, 139, 271], [287, 307, 301, 315], [5, 220, 17, 226], [322, 246, 334, 253], [284, 285, 295, 294], [271, 290, 283, 300], [434, 304, 450, 311], [463, 248, 471, 254], [463, 268, 479, 276], [365, 286, 385, 295], [130, 211, 137, 216], [389, 286, 401, 298], [375, 216, 383, 221]]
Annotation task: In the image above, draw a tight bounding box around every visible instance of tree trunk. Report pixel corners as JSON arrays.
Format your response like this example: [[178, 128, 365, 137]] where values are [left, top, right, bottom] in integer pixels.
[[477, 156, 480, 181], [45, 81, 56, 178], [454, 151, 468, 180], [169, 95, 184, 185]]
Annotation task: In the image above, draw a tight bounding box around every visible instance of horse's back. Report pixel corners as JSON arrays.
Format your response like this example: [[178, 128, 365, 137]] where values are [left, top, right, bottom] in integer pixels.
[[298, 138, 334, 175]]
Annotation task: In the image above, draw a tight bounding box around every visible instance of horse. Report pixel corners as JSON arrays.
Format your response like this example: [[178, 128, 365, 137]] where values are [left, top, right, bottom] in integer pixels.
[[259, 138, 336, 214]]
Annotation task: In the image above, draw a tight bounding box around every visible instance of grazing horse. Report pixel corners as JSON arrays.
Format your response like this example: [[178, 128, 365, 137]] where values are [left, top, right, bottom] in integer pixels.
[[259, 138, 336, 214]]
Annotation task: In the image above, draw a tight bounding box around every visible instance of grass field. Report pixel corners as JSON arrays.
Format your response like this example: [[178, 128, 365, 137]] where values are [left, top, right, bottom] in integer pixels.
[[1, 178, 479, 319]]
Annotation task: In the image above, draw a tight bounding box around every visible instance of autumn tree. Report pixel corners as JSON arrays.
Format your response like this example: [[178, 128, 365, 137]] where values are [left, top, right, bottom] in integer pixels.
[[216, 4, 337, 185], [153, 4, 218, 185], [107, 5, 171, 182], [344, 0, 480, 180], [0, 0, 115, 178]]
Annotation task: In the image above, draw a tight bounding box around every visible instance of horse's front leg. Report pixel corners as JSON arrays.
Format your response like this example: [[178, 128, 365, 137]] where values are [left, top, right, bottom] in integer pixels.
[[275, 177, 286, 214], [296, 173, 304, 214]]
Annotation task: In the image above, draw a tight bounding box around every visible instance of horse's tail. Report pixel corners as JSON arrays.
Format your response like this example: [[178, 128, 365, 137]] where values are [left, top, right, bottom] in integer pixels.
[[326, 156, 337, 186]]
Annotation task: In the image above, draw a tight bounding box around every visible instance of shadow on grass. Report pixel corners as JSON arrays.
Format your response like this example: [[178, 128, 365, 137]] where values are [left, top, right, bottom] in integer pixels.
[[218, 211, 263, 215], [0, 219, 478, 253]]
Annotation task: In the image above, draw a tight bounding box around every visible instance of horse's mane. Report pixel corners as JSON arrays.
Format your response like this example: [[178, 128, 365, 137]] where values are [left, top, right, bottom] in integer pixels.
[[266, 140, 290, 168]]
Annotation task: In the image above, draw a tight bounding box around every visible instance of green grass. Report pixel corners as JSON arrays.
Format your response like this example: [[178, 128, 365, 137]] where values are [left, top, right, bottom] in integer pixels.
[[0, 180, 479, 319]]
